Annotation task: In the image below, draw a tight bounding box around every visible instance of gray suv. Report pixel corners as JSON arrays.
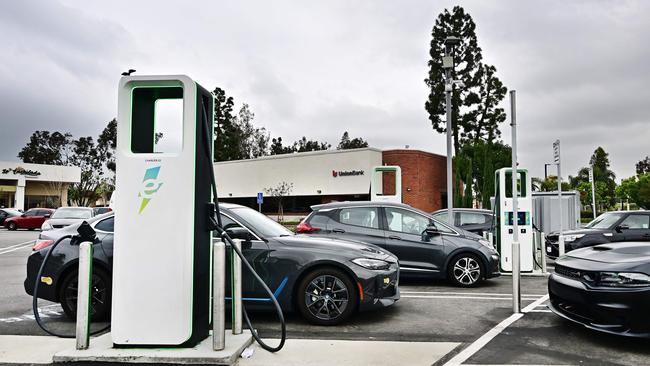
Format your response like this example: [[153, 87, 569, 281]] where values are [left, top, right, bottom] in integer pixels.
[[297, 201, 500, 287]]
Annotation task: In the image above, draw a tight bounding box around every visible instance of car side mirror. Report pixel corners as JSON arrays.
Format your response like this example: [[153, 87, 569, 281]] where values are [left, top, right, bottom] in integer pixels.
[[616, 224, 629, 232], [425, 225, 440, 235], [225, 226, 253, 241]]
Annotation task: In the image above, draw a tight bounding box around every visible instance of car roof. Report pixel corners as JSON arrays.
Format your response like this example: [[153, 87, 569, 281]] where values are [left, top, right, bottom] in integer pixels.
[[599, 210, 649, 215], [311, 201, 420, 211], [55, 206, 93, 210], [432, 208, 493, 214]]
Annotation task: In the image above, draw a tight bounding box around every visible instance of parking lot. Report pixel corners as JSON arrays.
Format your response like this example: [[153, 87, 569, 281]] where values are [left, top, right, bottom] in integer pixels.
[[1, 228, 649, 365]]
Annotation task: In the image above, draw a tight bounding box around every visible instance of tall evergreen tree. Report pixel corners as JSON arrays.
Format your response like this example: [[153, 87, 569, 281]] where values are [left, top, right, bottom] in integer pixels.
[[337, 131, 369, 150], [425, 6, 507, 154], [212, 87, 240, 161], [636, 156, 650, 175]]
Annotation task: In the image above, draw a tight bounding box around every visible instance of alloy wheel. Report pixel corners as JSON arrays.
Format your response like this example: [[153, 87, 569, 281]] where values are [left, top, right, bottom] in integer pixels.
[[304, 275, 349, 321], [63, 273, 108, 318], [453, 256, 481, 285]]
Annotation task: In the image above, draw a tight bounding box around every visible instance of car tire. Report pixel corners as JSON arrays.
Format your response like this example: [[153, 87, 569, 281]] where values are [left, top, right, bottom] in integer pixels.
[[447, 253, 484, 287], [59, 266, 111, 322], [7, 222, 17, 231], [296, 267, 358, 326]]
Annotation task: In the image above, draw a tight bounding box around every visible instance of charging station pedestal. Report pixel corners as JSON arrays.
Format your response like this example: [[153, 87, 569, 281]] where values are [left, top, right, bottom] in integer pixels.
[[370, 166, 402, 203], [494, 168, 535, 273], [112, 75, 214, 347]]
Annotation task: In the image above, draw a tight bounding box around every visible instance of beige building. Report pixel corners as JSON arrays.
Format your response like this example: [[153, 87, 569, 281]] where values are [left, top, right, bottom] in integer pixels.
[[0, 161, 81, 210]]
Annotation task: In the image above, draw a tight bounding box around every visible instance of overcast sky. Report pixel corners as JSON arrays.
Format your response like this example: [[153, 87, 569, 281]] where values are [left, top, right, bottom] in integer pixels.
[[1, 0, 648, 181]]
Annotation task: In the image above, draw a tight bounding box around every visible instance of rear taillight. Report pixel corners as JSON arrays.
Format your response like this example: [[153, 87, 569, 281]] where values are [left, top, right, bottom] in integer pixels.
[[33, 240, 54, 251], [296, 221, 320, 233]]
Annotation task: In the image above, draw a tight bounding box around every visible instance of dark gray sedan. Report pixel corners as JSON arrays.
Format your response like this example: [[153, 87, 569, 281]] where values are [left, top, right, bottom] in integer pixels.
[[298, 201, 500, 287]]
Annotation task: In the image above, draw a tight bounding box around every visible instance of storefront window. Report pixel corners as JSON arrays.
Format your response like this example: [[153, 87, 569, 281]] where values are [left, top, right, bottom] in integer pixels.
[[25, 195, 60, 209]]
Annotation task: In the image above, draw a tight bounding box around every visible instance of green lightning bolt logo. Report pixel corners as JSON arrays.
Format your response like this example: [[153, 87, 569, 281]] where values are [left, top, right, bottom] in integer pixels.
[[138, 166, 163, 214]]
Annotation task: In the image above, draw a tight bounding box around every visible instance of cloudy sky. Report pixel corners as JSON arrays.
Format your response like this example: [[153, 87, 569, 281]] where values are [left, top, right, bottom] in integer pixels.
[[1, 0, 648, 181]]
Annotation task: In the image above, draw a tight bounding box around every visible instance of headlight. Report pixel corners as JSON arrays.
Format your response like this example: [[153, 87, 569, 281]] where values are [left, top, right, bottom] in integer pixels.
[[478, 239, 494, 249], [563, 234, 585, 242], [598, 272, 650, 287], [41, 222, 53, 231], [352, 258, 390, 270]]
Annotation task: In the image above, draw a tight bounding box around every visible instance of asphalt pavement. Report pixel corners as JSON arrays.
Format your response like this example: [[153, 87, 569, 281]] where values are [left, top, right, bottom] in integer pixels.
[[1, 229, 650, 365]]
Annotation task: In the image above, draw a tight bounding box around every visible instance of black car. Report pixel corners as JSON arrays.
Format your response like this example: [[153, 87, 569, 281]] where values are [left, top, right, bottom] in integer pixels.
[[548, 242, 650, 338], [0, 208, 22, 226], [431, 208, 494, 236], [297, 201, 500, 287], [25, 204, 399, 325], [546, 211, 650, 258]]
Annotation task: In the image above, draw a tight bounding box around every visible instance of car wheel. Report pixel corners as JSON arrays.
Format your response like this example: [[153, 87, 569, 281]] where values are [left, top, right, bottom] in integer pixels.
[[7, 222, 17, 231], [448, 253, 484, 287], [59, 266, 111, 322], [296, 267, 357, 325]]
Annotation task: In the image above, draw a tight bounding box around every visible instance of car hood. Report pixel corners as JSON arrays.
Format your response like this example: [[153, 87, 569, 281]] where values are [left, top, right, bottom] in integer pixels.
[[549, 228, 609, 236], [566, 242, 650, 264], [46, 218, 86, 226], [276, 235, 397, 263]]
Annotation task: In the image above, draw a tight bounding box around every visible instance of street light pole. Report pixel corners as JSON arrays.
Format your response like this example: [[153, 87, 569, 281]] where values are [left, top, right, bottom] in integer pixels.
[[510, 90, 521, 314], [443, 36, 460, 224]]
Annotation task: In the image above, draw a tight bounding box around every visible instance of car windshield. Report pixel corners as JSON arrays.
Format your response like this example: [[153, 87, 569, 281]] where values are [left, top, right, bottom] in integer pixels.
[[2, 209, 22, 216], [51, 208, 92, 219], [585, 212, 623, 229], [229, 207, 293, 238]]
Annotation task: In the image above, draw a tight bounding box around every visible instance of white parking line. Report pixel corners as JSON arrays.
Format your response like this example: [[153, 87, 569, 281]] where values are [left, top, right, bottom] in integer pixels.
[[0, 240, 34, 255], [0, 241, 34, 255], [403, 295, 541, 301], [401, 291, 546, 297], [0, 305, 63, 323], [443, 294, 550, 366], [0, 240, 36, 250]]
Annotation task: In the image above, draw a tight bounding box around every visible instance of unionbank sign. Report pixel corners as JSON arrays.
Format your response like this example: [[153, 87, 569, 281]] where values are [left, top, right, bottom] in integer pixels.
[[332, 170, 364, 178]]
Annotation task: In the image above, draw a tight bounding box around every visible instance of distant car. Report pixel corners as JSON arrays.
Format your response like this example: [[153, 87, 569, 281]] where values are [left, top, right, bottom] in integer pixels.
[[0, 208, 23, 226], [546, 211, 650, 258], [298, 201, 500, 287], [41, 207, 95, 232], [25, 204, 400, 325], [4, 208, 54, 231], [93, 206, 112, 216], [431, 208, 494, 236], [549, 242, 650, 338]]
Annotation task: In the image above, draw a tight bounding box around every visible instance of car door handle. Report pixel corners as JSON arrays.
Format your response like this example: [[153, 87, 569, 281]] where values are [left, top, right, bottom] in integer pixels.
[[332, 228, 345, 233], [388, 235, 402, 240]]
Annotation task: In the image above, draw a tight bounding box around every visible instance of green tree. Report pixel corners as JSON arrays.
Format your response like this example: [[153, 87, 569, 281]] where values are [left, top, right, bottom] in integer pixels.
[[67, 137, 105, 207], [264, 181, 294, 222], [17, 131, 73, 165], [337, 131, 369, 150], [616, 176, 637, 208], [636, 156, 650, 175], [630, 173, 650, 209], [425, 6, 507, 154], [235, 104, 270, 159], [454, 140, 511, 208], [292, 137, 330, 152], [532, 176, 571, 192], [270, 137, 295, 155], [212, 87, 240, 161], [570, 147, 616, 210]]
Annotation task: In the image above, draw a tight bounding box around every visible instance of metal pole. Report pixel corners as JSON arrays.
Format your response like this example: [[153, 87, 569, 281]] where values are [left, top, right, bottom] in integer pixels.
[[557, 144, 564, 257], [231, 239, 243, 335], [76, 241, 92, 350], [445, 68, 454, 225], [510, 90, 521, 314], [213, 239, 225, 351], [488, 232, 494, 248], [540, 232, 547, 273], [590, 166, 597, 219]]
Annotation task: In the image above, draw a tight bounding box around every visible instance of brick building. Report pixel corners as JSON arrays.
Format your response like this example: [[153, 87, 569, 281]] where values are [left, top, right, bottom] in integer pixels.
[[215, 147, 448, 215]]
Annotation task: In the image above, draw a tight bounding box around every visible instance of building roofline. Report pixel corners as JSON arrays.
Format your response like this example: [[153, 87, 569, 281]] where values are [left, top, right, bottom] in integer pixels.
[[214, 147, 383, 165], [382, 149, 446, 159]]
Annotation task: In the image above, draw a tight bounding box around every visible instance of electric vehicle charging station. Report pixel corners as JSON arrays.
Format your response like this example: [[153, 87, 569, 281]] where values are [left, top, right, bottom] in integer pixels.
[[370, 165, 402, 203], [493, 167, 535, 273], [112, 75, 214, 347]]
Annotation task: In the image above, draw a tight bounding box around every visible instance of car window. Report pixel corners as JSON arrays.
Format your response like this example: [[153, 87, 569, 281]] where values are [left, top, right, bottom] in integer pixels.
[[434, 211, 449, 223], [94, 217, 114, 232], [308, 212, 330, 228], [385, 207, 430, 235], [620, 214, 650, 229], [460, 212, 487, 225], [52, 208, 92, 219], [338, 207, 379, 229], [229, 207, 293, 238], [23, 209, 37, 217], [586, 212, 623, 229]]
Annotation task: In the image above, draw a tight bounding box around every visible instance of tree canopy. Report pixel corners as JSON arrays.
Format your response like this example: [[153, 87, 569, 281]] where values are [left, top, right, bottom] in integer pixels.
[[337, 131, 369, 150]]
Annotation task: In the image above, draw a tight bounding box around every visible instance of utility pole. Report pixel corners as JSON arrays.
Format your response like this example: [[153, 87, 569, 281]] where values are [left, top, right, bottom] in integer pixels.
[[589, 166, 597, 219], [442, 36, 461, 224], [553, 140, 564, 257], [510, 90, 520, 314]]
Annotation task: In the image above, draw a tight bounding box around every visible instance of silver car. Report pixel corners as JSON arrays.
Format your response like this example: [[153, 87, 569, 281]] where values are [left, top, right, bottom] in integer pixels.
[[41, 207, 95, 231]]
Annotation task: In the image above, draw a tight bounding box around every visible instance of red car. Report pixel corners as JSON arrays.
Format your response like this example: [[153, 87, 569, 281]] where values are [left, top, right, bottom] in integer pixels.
[[4, 208, 54, 231]]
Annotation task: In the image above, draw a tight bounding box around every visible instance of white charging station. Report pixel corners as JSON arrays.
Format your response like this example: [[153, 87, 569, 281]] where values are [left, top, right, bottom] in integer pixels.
[[494, 167, 534, 272], [370, 165, 402, 203], [112, 75, 214, 347]]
